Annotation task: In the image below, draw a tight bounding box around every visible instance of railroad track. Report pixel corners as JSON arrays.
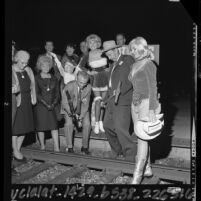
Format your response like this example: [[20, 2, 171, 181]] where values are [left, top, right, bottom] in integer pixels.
[[11, 147, 190, 184]]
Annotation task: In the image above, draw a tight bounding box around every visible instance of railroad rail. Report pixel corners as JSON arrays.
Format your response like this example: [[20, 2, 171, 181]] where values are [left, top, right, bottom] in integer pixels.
[[12, 147, 191, 184], [59, 128, 191, 149]]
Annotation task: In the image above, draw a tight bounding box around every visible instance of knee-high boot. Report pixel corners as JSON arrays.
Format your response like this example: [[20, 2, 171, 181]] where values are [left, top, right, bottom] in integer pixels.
[[131, 156, 146, 184], [144, 154, 153, 177]]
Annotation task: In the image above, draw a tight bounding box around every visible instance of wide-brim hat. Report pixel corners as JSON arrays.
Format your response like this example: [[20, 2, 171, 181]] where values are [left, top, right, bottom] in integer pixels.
[[102, 40, 120, 53], [134, 114, 164, 141]]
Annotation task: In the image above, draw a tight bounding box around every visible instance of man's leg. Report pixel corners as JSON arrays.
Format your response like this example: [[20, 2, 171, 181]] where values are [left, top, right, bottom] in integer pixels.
[[114, 105, 137, 161], [64, 115, 74, 149], [103, 102, 123, 156], [104, 127, 123, 156], [82, 112, 91, 149]]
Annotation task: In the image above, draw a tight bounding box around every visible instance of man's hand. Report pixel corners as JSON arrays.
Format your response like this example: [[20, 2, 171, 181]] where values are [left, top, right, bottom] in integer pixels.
[[100, 101, 106, 107], [75, 114, 82, 127], [64, 109, 72, 117]]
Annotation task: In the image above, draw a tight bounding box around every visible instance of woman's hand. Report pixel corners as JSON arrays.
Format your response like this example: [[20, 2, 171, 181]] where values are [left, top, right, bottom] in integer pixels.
[[49, 52, 57, 58], [47, 104, 54, 111], [12, 84, 20, 94], [149, 110, 157, 122]]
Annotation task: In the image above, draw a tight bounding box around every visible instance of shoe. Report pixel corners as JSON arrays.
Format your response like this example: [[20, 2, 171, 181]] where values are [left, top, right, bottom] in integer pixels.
[[66, 148, 74, 153], [13, 156, 27, 163], [81, 147, 90, 155], [116, 154, 125, 160], [94, 122, 100, 134], [144, 165, 153, 177], [144, 156, 153, 177], [12, 168, 20, 176], [99, 121, 105, 132], [131, 156, 146, 184]]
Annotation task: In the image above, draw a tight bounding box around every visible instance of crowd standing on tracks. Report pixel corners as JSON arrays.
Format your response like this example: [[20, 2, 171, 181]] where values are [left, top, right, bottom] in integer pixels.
[[11, 33, 164, 184]]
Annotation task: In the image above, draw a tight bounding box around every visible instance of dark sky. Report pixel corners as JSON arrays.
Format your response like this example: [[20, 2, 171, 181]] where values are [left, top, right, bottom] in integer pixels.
[[7, 0, 194, 92]]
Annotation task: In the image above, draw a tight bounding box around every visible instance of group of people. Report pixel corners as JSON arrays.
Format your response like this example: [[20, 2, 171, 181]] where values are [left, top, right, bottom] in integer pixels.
[[12, 33, 161, 184]]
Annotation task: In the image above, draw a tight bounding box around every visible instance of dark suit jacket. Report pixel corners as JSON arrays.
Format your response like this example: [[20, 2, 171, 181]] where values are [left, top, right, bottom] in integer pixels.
[[62, 80, 92, 119], [108, 55, 134, 106]]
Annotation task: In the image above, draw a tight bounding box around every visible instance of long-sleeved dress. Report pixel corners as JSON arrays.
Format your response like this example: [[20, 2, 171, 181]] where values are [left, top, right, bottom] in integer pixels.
[[34, 74, 60, 131]]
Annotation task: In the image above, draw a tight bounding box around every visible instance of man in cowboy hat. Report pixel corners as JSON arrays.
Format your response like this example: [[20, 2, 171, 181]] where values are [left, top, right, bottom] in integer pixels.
[[102, 40, 137, 161]]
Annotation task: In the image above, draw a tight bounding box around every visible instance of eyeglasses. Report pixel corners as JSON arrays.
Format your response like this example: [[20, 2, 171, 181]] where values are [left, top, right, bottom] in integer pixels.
[[19, 60, 29, 66]]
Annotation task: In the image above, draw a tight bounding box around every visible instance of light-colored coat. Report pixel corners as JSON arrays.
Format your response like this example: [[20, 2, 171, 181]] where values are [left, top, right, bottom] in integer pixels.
[[12, 66, 36, 107]]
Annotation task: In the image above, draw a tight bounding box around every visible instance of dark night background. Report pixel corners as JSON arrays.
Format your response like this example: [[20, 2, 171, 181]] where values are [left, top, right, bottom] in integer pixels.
[[6, 0, 194, 95], [4, 1, 197, 198]]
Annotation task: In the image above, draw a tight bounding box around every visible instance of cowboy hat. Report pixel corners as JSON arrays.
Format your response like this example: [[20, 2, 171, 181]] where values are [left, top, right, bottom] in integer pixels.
[[102, 40, 120, 52]]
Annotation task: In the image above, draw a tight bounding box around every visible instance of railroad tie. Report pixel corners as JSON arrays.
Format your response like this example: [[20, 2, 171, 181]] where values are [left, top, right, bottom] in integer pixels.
[[12, 161, 57, 184], [47, 165, 88, 184]]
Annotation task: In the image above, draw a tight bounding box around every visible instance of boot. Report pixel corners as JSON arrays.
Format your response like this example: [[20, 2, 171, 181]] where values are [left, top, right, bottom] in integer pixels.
[[144, 156, 153, 177], [99, 121, 105, 132], [131, 157, 146, 184], [94, 122, 100, 134]]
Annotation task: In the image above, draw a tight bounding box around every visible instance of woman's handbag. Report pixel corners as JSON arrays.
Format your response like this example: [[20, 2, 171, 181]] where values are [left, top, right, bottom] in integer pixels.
[[135, 113, 164, 140]]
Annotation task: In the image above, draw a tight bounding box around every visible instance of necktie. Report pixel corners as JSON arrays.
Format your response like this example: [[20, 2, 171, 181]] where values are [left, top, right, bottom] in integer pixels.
[[76, 88, 82, 115]]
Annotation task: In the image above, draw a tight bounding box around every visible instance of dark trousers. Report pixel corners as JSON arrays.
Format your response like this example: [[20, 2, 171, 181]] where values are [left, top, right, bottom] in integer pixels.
[[104, 101, 137, 161]]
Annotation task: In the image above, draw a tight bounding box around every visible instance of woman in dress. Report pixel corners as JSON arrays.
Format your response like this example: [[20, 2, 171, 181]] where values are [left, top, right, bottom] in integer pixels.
[[12, 50, 36, 161], [128, 37, 161, 184], [34, 56, 60, 151], [12, 42, 21, 175], [86, 34, 108, 134]]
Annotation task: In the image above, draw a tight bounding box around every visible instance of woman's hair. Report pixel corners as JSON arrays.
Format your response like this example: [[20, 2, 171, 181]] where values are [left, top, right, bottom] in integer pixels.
[[14, 50, 30, 63], [129, 37, 154, 60], [36, 55, 53, 72], [65, 43, 76, 50], [85, 34, 102, 49]]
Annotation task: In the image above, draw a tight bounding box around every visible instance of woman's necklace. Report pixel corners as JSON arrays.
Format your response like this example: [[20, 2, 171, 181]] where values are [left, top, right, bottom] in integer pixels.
[[20, 71, 25, 79], [46, 79, 50, 91], [41, 73, 51, 91]]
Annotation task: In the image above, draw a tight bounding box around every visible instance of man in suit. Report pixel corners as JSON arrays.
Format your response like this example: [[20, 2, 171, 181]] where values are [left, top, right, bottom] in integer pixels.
[[62, 71, 91, 154], [102, 40, 137, 161], [116, 33, 130, 55]]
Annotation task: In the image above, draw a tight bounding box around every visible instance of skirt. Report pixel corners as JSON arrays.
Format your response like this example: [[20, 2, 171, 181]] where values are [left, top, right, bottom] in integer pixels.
[[13, 93, 34, 135], [34, 103, 58, 131], [92, 70, 108, 91]]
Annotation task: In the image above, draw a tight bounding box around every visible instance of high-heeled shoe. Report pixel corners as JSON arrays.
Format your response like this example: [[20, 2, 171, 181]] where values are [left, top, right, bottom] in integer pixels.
[[12, 167, 20, 176], [99, 121, 105, 132], [94, 122, 100, 134], [144, 155, 153, 177], [13, 155, 27, 162], [131, 157, 146, 184]]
